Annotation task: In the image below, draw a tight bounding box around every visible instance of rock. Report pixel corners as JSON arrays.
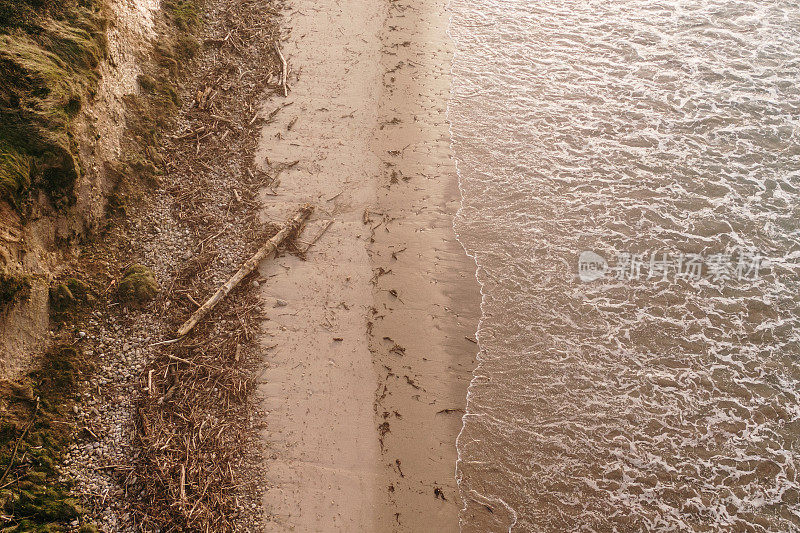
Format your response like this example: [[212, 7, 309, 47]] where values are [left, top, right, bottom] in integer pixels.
[[274, 299, 287, 307], [117, 264, 159, 303]]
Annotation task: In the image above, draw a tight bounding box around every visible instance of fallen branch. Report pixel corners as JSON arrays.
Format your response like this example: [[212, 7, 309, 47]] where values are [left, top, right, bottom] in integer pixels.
[[274, 41, 288, 97], [303, 219, 333, 253], [176, 204, 313, 336], [179, 464, 187, 507]]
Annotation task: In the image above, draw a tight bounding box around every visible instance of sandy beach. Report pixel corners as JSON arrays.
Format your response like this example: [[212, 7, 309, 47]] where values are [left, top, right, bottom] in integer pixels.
[[254, 0, 480, 529]]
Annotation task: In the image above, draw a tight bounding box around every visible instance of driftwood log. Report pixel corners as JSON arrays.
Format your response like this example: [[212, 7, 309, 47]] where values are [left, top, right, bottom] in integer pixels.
[[176, 204, 313, 336]]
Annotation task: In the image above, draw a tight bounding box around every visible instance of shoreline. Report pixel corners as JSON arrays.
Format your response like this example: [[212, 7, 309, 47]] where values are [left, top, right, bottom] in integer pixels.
[[255, 0, 480, 528]]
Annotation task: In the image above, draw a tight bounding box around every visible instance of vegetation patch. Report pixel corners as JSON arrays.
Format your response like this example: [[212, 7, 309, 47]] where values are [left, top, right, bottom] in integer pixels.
[[117, 264, 159, 303], [0, 0, 107, 208], [0, 141, 31, 205], [164, 0, 200, 32], [48, 276, 96, 326], [0, 269, 32, 308], [64, 277, 91, 301], [48, 283, 75, 313], [0, 344, 92, 532]]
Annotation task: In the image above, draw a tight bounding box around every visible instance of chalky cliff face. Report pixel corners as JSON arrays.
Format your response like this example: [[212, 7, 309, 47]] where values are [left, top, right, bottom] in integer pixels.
[[450, 0, 800, 530]]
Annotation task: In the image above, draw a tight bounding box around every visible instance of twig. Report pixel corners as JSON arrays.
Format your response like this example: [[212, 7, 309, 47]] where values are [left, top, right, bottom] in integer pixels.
[[180, 464, 187, 507], [197, 229, 225, 248], [274, 41, 288, 97], [186, 293, 202, 308], [149, 337, 182, 347], [167, 354, 224, 372], [303, 220, 333, 253], [174, 126, 207, 141]]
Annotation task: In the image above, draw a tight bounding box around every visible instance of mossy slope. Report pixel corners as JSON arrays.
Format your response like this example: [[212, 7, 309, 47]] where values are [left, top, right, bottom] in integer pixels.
[[0, 345, 90, 531], [0, 269, 31, 308], [0, 0, 107, 208]]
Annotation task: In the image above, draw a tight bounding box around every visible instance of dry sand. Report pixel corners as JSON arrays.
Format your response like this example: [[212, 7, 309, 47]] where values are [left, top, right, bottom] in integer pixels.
[[254, 0, 480, 529]]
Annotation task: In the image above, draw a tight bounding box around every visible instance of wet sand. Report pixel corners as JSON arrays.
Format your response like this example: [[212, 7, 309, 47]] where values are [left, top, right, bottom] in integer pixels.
[[253, 0, 480, 529]]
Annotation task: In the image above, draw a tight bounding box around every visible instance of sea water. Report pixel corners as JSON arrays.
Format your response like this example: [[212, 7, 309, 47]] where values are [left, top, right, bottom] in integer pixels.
[[449, 0, 800, 531]]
